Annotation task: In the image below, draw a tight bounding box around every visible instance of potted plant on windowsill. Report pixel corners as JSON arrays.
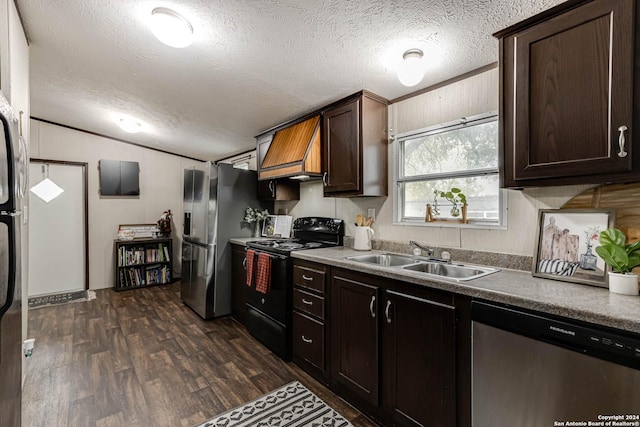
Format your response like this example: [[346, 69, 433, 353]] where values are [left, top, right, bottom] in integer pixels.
[[426, 187, 468, 223], [595, 228, 640, 295]]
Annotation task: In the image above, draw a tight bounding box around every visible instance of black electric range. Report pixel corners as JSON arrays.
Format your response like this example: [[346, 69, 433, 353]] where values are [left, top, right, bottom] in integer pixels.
[[243, 217, 344, 360], [245, 217, 344, 255]]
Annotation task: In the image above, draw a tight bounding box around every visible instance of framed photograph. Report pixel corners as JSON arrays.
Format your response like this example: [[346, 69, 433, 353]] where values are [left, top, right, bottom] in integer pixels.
[[262, 215, 293, 238], [262, 215, 277, 237], [533, 209, 615, 288]]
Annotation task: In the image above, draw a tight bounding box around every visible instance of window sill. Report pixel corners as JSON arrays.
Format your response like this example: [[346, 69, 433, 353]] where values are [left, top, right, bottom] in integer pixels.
[[393, 220, 507, 231]]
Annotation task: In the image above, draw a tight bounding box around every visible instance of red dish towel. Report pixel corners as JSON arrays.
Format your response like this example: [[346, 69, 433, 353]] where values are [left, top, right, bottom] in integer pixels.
[[255, 252, 272, 294], [246, 249, 255, 287]]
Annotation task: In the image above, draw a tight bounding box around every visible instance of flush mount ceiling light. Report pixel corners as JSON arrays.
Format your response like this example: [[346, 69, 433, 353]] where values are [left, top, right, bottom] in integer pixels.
[[150, 7, 194, 48], [118, 117, 142, 133], [398, 48, 425, 87]]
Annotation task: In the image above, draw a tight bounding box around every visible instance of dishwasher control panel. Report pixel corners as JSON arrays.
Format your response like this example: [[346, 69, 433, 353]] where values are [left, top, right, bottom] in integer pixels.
[[472, 301, 640, 369]]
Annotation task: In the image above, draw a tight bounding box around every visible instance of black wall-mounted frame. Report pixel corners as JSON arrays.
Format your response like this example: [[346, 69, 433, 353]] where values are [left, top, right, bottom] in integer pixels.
[[99, 159, 140, 196]]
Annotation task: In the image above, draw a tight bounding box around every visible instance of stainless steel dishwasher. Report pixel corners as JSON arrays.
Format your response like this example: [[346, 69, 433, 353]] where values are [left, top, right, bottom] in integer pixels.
[[472, 301, 640, 427]]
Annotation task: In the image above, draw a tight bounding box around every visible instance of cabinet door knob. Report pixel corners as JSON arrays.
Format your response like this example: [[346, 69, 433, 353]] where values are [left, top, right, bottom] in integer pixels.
[[618, 125, 628, 158], [302, 274, 313, 281], [302, 299, 313, 305], [369, 295, 376, 318], [301, 335, 313, 344], [385, 300, 392, 324]]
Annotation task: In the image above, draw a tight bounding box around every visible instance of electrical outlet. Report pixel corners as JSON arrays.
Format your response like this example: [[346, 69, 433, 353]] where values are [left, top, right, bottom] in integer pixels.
[[367, 208, 376, 222]]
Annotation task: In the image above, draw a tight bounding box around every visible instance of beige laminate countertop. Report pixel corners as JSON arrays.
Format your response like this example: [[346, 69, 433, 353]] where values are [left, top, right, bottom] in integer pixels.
[[291, 246, 640, 335]]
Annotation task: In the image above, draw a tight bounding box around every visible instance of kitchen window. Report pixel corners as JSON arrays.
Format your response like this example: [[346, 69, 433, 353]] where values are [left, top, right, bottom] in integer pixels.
[[394, 113, 505, 227]]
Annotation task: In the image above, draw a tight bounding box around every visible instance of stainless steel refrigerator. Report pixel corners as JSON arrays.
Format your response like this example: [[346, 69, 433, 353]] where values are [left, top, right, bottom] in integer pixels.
[[0, 105, 24, 426], [181, 162, 267, 319]]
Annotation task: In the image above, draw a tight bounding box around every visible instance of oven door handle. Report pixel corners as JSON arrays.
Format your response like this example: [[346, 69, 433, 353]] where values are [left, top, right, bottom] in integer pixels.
[[245, 248, 289, 260]]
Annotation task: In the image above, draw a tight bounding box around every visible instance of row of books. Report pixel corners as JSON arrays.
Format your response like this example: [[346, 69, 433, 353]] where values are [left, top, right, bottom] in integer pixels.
[[118, 246, 145, 266], [118, 244, 171, 266], [146, 244, 171, 263], [119, 265, 171, 288]]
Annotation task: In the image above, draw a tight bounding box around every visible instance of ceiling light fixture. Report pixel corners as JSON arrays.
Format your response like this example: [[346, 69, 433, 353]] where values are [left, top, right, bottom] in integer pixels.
[[398, 48, 425, 87], [150, 7, 194, 48], [118, 117, 142, 133]]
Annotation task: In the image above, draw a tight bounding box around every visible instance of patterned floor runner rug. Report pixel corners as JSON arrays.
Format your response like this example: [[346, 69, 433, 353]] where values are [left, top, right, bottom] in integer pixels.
[[195, 381, 354, 427], [28, 290, 96, 309]]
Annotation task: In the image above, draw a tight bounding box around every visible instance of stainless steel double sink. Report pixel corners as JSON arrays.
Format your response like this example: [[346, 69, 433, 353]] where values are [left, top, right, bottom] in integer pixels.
[[345, 253, 499, 281]]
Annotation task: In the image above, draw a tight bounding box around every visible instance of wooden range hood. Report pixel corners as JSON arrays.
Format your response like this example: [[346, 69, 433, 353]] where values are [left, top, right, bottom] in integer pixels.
[[259, 115, 322, 180]]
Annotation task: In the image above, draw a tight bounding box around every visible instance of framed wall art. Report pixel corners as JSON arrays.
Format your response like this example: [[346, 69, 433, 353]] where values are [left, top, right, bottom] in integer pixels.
[[533, 208, 615, 287]]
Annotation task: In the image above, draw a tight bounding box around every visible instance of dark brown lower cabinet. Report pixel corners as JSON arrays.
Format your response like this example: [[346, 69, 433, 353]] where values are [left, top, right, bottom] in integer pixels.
[[292, 311, 324, 370], [329, 268, 460, 426], [330, 273, 380, 407], [382, 290, 456, 427], [292, 260, 329, 383], [230, 244, 248, 325]]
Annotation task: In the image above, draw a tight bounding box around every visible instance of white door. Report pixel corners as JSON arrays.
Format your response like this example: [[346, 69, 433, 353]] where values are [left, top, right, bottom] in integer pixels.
[[28, 162, 86, 296]]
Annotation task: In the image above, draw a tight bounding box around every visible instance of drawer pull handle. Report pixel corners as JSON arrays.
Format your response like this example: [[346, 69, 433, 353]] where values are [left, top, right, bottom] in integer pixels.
[[618, 125, 628, 158], [242, 257, 246, 270], [302, 299, 313, 305], [302, 335, 313, 344], [302, 274, 313, 281], [369, 295, 376, 318]]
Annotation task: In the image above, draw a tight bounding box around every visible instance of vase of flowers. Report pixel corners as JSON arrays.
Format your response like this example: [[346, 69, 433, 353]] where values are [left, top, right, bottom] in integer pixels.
[[244, 207, 270, 237], [579, 226, 600, 270]]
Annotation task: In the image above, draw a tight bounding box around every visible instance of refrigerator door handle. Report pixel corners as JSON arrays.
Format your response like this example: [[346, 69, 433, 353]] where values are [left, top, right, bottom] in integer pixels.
[[0, 113, 16, 211], [0, 215, 16, 321]]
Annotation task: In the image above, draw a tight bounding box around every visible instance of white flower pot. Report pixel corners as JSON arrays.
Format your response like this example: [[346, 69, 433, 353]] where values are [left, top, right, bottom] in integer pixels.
[[608, 272, 639, 296]]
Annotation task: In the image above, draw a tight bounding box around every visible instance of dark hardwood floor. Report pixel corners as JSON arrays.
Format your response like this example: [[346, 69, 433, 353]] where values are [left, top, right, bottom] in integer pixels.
[[23, 283, 376, 427]]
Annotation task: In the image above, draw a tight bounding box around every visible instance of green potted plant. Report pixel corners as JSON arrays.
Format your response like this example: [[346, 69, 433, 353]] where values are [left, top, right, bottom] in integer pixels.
[[595, 228, 640, 295], [433, 188, 467, 219]]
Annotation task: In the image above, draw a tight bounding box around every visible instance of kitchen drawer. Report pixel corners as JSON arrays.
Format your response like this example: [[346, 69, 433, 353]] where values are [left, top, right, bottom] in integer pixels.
[[293, 288, 325, 320], [293, 265, 325, 293], [292, 311, 324, 370]]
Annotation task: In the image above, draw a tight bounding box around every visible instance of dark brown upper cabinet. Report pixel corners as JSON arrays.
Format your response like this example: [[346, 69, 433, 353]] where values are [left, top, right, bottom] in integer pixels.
[[495, 0, 640, 188], [323, 91, 388, 197], [257, 179, 300, 201]]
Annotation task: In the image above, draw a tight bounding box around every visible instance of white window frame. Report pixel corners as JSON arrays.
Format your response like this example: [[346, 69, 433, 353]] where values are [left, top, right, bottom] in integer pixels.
[[393, 112, 507, 229]]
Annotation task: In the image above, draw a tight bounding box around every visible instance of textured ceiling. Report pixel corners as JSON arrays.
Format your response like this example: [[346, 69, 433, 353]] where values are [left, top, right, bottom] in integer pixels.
[[18, 0, 565, 160]]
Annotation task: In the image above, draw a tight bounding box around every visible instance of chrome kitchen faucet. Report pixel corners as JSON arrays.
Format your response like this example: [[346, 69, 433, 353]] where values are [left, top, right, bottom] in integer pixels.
[[409, 240, 433, 257]]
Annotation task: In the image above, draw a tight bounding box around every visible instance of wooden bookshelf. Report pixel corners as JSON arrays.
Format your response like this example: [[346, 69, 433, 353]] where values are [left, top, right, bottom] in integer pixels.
[[114, 238, 173, 291]]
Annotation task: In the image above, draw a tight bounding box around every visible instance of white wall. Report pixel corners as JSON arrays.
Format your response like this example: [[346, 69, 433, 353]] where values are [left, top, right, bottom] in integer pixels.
[[30, 119, 202, 289], [276, 68, 593, 257]]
